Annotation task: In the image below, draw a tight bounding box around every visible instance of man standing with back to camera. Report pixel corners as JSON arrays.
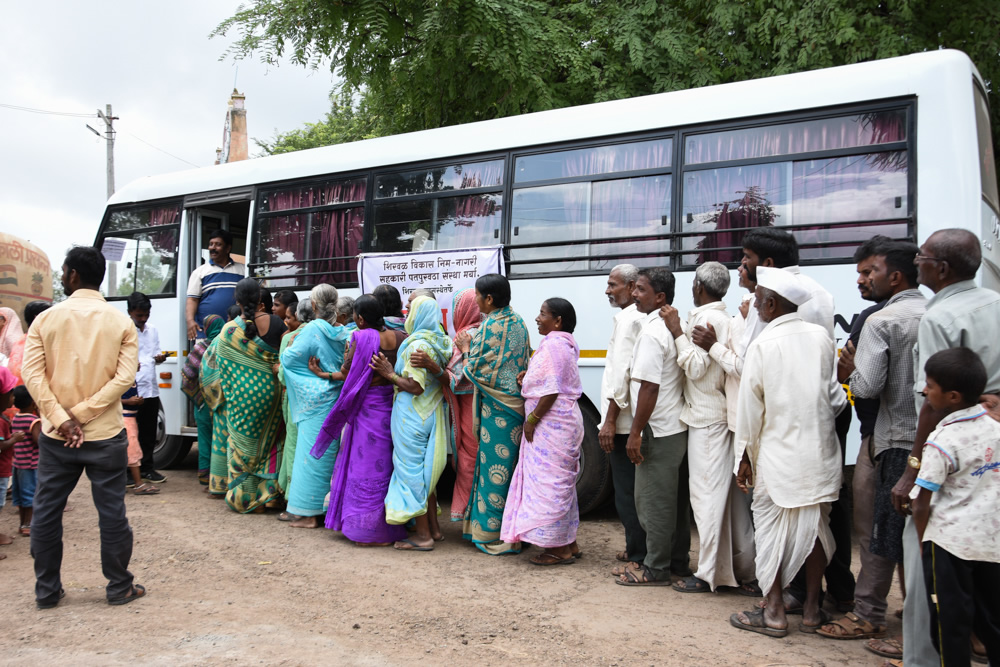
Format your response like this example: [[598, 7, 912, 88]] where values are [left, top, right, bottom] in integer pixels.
[[22, 246, 146, 609]]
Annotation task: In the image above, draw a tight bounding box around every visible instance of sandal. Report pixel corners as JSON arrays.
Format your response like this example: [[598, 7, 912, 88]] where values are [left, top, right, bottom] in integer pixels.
[[815, 611, 886, 640], [108, 584, 146, 606], [800, 608, 834, 633], [721, 580, 763, 597], [530, 552, 574, 566], [393, 538, 433, 552], [610, 561, 642, 577], [672, 576, 711, 593], [865, 637, 903, 658], [19, 524, 30, 537], [729, 608, 788, 638], [615, 550, 630, 562], [615, 564, 670, 586], [133, 483, 160, 495]]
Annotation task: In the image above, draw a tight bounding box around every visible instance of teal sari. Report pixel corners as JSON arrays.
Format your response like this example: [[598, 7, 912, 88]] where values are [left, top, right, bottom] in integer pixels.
[[461, 305, 531, 554]]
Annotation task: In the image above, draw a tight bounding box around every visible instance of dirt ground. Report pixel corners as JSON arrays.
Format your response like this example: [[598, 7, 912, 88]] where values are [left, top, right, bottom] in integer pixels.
[[1, 451, 902, 666]]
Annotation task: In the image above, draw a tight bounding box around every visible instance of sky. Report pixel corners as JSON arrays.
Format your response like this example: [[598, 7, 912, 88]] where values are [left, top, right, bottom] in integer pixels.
[[0, 1, 337, 271]]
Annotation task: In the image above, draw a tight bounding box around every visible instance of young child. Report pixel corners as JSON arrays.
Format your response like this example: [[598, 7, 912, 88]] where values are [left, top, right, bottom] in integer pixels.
[[122, 381, 159, 495], [0, 367, 21, 554], [911, 347, 1000, 667], [10, 386, 41, 536]]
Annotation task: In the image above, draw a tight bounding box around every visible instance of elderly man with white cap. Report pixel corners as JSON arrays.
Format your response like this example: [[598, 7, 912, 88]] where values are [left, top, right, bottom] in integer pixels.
[[729, 266, 844, 638]]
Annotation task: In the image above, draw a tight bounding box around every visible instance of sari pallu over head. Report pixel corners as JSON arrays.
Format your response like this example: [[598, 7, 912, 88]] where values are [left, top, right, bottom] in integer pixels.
[[395, 296, 453, 419], [181, 314, 224, 406]]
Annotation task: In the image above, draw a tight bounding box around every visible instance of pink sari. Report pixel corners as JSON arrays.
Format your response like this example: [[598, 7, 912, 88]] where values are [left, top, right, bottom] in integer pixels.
[[500, 331, 584, 548]]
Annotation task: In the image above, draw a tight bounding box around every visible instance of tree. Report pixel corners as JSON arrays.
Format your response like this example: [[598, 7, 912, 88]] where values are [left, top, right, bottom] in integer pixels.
[[215, 0, 1000, 172]]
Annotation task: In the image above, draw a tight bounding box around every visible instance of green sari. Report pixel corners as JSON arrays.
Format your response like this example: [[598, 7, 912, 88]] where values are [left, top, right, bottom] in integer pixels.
[[201, 317, 284, 513], [276, 328, 302, 495], [461, 305, 531, 554]]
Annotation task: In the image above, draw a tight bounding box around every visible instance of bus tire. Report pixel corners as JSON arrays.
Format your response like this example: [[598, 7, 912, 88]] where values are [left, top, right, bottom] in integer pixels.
[[576, 400, 613, 515], [152, 402, 193, 469]]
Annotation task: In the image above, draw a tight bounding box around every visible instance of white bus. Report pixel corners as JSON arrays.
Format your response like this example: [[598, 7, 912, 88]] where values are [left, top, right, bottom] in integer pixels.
[[95, 49, 998, 513]]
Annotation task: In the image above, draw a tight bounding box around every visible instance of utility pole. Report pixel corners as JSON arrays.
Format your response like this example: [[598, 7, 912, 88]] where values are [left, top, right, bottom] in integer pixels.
[[96, 104, 117, 198]]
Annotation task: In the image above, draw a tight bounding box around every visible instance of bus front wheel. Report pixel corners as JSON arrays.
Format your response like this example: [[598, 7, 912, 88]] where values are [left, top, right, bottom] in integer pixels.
[[152, 402, 193, 469]]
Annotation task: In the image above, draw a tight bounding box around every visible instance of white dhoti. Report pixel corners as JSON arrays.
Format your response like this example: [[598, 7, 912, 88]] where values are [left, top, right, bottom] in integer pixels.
[[689, 422, 757, 589], [751, 469, 835, 595]]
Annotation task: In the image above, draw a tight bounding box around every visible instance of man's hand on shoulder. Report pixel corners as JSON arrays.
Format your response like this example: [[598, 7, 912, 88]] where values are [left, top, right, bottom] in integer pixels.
[[691, 323, 717, 352]]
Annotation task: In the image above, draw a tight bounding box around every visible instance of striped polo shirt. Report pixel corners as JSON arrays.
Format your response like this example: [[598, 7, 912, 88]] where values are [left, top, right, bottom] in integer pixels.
[[11, 412, 40, 470], [186, 258, 245, 334]]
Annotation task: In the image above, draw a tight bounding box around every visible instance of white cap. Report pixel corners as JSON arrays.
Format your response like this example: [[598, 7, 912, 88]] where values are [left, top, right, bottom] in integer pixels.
[[756, 266, 811, 306]]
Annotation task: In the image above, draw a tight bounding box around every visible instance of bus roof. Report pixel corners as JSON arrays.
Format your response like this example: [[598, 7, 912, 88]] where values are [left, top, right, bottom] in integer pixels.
[[108, 49, 981, 207]]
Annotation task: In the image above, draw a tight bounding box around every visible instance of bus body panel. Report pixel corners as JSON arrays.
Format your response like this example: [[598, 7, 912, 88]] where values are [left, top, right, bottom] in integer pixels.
[[93, 50, 996, 479]]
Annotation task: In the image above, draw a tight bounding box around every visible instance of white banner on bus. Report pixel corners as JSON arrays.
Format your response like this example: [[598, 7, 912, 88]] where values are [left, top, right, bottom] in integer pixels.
[[357, 246, 504, 334]]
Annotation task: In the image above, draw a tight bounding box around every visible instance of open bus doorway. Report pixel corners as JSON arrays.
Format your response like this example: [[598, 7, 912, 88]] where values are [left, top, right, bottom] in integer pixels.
[[153, 197, 251, 469]]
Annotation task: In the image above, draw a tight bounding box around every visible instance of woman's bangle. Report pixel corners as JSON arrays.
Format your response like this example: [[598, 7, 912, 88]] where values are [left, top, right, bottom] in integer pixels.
[[526, 412, 540, 425], [432, 367, 444, 379], [389, 372, 398, 384]]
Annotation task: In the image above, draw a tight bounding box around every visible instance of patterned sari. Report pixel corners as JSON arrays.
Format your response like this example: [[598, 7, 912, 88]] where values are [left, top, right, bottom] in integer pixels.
[[276, 327, 301, 494], [461, 305, 531, 554], [500, 331, 584, 548], [385, 296, 453, 524], [201, 317, 283, 513]]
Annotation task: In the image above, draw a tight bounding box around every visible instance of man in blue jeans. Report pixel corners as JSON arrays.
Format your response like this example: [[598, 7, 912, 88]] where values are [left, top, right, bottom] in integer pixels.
[[22, 245, 146, 609]]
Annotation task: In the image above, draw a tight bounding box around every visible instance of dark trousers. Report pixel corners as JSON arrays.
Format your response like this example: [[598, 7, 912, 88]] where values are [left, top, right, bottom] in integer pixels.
[[136, 396, 160, 473], [32, 431, 134, 604], [922, 542, 1000, 667], [609, 434, 647, 563], [789, 405, 855, 605]]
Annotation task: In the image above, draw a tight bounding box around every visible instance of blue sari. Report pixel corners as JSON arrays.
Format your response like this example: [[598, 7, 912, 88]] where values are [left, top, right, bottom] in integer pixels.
[[385, 296, 454, 524], [281, 319, 354, 517]]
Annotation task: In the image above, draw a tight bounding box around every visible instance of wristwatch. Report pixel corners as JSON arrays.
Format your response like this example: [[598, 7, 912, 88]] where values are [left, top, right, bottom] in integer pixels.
[[908, 456, 921, 470]]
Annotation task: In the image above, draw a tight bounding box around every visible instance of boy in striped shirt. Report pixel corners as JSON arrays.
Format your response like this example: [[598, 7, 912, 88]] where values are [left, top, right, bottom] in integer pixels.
[[11, 386, 41, 536]]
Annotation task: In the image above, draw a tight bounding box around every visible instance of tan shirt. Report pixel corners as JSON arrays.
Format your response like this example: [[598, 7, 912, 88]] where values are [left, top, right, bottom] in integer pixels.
[[21, 289, 138, 442]]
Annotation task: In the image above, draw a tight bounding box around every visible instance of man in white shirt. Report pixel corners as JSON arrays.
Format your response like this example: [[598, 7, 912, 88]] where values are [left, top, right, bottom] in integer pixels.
[[597, 264, 647, 568], [731, 227, 854, 613], [730, 267, 843, 638], [126, 292, 167, 484], [661, 261, 756, 594], [615, 268, 689, 586]]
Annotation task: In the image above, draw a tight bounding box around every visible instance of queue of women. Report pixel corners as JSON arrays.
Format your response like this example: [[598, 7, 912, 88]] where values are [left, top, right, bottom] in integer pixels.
[[187, 274, 585, 562]]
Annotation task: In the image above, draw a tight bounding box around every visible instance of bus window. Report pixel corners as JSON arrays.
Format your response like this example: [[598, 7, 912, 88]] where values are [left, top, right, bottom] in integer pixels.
[[254, 177, 367, 289], [371, 193, 502, 253], [509, 139, 673, 275], [375, 160, 503, 198], [680, 110, 910, 266], [98, 203, 181, 298]]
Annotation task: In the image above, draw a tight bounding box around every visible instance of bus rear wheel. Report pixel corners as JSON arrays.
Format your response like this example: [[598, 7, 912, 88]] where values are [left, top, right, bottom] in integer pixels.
[[152, 402, 193, 469], [576, 401, 613, 515]]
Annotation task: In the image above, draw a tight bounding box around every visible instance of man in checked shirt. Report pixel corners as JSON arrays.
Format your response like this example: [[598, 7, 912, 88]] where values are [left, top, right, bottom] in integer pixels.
[[820, 240, 924, 641]]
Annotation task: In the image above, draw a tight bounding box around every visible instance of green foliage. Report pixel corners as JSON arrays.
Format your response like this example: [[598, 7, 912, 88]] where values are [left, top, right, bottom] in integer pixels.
[[216, 0, 1000, 172], [255, 86, 381, 155]]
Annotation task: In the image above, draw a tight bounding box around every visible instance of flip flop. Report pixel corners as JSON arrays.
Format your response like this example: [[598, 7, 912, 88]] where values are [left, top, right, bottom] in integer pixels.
[[19, 525, 30, 537], [616, 564, 670, 586], [108, 584, 146, 606], [800, 609, 834, 633], [729, 608, 789, 638], [530, 552, 575, 566], [277, 512, 301, 522], [133, 484, 160, 495], [393, 538, 433, 552]]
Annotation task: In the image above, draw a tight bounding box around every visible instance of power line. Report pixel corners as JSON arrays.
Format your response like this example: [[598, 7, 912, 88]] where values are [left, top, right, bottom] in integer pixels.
[[0, 102, 96, 118], [122, 130, 201, 168]]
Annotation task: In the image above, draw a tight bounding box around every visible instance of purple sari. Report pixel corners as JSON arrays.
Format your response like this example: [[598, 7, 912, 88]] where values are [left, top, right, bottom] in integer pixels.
[[312, 328, 406, 544]]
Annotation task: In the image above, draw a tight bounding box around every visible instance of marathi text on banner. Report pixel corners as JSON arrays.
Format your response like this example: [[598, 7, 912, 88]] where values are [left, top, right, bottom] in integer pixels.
[[357, 246, 504, 334]]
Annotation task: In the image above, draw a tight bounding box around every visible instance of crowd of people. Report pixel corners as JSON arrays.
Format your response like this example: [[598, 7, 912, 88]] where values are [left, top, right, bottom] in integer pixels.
[[2, 227, 998, 667]]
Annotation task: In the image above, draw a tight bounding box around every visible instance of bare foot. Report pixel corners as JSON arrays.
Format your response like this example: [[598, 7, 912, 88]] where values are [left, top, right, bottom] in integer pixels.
[[0, 533, 13, 546], [289, 515, 320, 529]]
